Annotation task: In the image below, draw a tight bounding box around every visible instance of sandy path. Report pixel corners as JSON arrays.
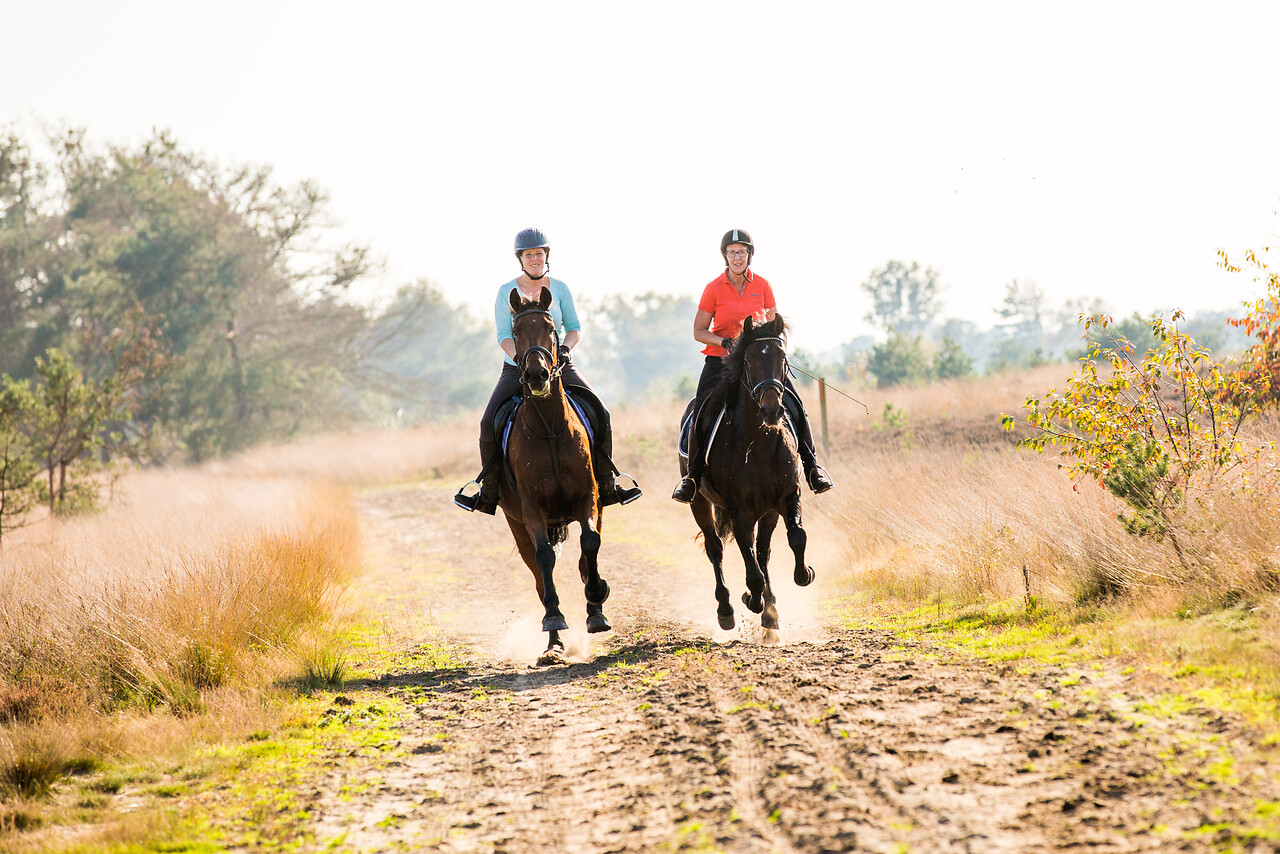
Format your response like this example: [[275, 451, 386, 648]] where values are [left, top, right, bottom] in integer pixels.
[[300, 482, 1280, 853]]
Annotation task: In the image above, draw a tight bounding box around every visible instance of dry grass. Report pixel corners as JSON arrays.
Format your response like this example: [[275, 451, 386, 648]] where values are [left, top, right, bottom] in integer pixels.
[[808, 367, 1280, 613], [0, 464, 361, 797]]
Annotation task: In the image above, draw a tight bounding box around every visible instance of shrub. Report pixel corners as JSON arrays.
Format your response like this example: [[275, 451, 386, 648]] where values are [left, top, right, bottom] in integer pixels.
[[1004, 312, 1275, 571]]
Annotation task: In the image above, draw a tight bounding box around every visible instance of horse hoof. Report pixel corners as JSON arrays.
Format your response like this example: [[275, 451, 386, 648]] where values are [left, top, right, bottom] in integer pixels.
[[718, 610, 736, 631], [542, 614, 569, 632], [586, 613, 611, 634], [794, 565, 815, 587], [741, 591, 764, 614], [537, 646, 567, 666], [762, 629, 780, 646]]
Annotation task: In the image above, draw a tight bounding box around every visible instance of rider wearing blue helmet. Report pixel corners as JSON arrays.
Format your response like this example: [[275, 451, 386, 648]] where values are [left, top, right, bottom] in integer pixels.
[[455, 228, 642, 514]]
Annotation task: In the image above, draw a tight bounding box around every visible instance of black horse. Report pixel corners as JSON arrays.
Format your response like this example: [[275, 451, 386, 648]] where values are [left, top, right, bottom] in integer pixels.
[[678, 314, 814, 633]]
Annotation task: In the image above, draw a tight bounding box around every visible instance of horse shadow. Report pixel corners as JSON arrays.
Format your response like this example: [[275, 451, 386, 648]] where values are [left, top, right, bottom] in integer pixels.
[[337, 637, 698, 697]]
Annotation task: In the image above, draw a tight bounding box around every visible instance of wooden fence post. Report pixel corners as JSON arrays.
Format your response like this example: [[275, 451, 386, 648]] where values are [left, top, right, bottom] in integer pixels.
[[818, 377, 829, 458]]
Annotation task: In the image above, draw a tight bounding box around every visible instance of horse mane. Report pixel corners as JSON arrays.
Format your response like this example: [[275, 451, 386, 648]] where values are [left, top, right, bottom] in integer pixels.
[[708, 314, 788, 406]]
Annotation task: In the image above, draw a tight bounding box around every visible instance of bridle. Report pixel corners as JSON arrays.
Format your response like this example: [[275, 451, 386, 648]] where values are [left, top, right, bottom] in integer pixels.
[[740, 336, 787, 405], [511, 305, 571, 479], [512, 307, 565, 397]]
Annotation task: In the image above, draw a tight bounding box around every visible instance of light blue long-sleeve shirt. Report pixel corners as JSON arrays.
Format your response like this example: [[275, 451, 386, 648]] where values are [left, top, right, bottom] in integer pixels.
[[494, 278, 581, 366]]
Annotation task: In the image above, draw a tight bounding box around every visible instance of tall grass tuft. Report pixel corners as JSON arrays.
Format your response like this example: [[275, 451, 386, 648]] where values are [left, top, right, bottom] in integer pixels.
[[0, 473, 359, 726]]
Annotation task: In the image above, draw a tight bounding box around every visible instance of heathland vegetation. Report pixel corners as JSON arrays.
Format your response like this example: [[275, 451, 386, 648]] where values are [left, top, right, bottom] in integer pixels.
[[2, 124, 1280, 846]]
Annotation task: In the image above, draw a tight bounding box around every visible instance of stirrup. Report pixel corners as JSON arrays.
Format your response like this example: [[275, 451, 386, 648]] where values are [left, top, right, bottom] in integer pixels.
[[454, 480, 498, 514], [614, 473, 642, 506], [806, 465, 835, 495], [671, 476, 698, 505]]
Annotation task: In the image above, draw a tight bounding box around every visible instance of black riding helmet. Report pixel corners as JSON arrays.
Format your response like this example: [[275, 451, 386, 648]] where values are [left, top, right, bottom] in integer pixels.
[[720, 228, 754, 264]]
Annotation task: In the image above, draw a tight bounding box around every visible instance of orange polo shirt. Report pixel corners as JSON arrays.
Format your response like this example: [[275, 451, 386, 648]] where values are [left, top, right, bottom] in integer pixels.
[[699, 270, 777, 357]]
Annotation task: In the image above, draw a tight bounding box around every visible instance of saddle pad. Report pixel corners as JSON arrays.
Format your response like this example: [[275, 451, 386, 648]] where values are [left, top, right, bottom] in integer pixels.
[[499, 391, 594, 458]]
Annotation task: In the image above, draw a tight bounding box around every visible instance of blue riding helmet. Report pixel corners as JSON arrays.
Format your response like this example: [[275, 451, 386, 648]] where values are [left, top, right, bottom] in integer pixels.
[[515, 228, 550, 259]]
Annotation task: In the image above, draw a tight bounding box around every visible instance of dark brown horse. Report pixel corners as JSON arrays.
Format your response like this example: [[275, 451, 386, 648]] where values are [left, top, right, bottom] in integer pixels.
[[500, 287, 610, 665], [679, 314, 814, 634]]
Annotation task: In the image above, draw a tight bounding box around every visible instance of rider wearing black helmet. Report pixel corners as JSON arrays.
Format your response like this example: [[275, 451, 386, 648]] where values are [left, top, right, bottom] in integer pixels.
[[671, 228, 834, 504], [455, 228, 642, 514]]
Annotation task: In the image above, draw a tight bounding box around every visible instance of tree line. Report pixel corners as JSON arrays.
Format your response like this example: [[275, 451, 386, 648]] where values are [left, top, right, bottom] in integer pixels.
[[789, 260, 1250, 389], [0, 128, 710, 536], [2, 126, 1272, 539]]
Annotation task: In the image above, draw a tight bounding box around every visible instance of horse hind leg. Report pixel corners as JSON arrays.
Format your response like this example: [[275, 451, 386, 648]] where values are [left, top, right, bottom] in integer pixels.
[[784, 494, 815, 587], [693, 494, 734, 630], [578, 521, 611, 634]]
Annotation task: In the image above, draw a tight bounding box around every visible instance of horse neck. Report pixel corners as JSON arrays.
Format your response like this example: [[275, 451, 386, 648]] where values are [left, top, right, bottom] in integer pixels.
[[734, 383, 785, 442], [521, 379, 571, 432]]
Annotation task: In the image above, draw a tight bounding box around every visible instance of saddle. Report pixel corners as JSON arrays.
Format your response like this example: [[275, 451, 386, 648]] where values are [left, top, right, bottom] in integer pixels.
[[678, 391, 802, 463], [495, 384, 611, 488]]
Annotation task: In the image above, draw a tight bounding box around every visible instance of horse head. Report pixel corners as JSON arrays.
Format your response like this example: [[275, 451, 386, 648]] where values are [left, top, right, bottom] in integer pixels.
[[510, 286, 560, 398], [739, 315, 788, 426]]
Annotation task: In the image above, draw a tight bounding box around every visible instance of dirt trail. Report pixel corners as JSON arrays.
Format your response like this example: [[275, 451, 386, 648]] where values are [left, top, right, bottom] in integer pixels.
[[303, 482, 1280, 853]]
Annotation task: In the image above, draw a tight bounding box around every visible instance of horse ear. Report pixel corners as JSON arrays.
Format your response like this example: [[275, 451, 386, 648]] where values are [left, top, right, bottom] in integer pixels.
[[539, 286, 552, 310], [744, 316, 755, 334], [771, 313, 784, 333], [509, 288, 522, 313]]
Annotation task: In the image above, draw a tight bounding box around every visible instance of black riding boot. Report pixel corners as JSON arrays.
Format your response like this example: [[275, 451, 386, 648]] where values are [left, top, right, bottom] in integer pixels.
[[784, 389, 834, 494], [672, 415, 704, 504], [595, 424, 642, 507], [454, 439, 501, 514]]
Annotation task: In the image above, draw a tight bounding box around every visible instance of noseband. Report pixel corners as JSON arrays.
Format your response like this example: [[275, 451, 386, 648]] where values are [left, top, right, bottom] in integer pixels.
[[513, 307, 564, 396], [741, 336, 787, 405]]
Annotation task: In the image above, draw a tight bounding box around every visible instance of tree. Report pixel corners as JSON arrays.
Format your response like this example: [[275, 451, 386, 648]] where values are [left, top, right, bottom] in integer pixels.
[[996, 278, 1047, 342], [7, 348, 126, 513], [861, 260, 942, 336], [357, 280, 492, 420], [42, 128, 379, 459], [933, 336, 974, 380], [0, 387, 38, 544], [580, 292, 703, 399], [866, 333, 931, 388]]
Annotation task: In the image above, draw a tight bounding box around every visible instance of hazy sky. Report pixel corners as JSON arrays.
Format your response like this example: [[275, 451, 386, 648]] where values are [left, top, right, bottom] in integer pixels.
[[6, 1, 1280, 351]]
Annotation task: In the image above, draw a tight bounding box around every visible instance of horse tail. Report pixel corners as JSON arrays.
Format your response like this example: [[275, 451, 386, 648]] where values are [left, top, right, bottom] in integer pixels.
[[713, 506, 732, 543]]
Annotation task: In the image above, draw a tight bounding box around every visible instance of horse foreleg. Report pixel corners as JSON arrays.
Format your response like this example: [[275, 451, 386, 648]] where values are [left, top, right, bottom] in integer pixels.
[[784, 492, 814, 587], [506, 515, 566, 664], [527, 524, 567, 634], [755, 512, 780, 630], [692, 495, 734, 630], [733, 517, 767, 616], [578, 516, 610, 634]]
